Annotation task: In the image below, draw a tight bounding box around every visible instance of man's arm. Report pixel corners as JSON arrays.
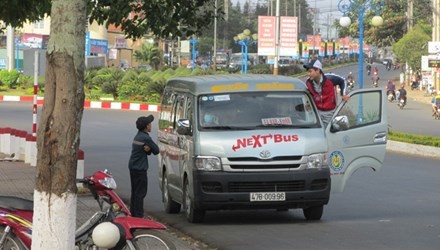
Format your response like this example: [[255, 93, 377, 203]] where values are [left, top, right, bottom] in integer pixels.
[[325, 73, 349, 101], [145, 136, 160, 155]]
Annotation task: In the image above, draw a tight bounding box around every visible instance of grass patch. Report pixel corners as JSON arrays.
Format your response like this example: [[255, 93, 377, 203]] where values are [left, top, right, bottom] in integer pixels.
[[389, 130, 440, 148]]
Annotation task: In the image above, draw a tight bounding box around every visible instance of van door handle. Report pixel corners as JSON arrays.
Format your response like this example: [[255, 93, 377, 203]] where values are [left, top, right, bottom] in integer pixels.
[[373, 132, 387, 143]]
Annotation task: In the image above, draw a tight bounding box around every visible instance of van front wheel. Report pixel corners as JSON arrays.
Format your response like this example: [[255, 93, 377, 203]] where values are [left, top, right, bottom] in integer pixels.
[[184, 180, 205, 223], [163, 173, 181, 214], [303, 205, 323, 220]]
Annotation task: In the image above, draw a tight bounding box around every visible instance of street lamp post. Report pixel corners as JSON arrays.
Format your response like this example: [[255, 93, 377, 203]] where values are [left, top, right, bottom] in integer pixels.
[[233, 29, 258, 74], [189, 36, 199, 71], [338, 0, 384, 89]]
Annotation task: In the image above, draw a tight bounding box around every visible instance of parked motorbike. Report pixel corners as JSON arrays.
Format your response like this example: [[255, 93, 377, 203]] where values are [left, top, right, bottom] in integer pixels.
[[0, 170, 176, 250], [411, 81, 419, 90]]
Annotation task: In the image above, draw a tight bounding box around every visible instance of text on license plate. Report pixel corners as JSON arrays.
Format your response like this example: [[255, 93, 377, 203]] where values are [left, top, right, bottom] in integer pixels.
[[250, 192, 286, 202]]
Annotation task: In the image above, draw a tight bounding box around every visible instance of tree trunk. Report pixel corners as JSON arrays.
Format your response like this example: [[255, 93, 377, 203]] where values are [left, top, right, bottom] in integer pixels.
[[32, 0, 86, 249]]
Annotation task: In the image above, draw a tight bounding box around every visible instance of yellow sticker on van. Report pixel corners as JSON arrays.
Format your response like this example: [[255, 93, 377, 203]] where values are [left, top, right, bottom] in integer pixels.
[[211, 83, 249, 92], [256, 82, 295, 90]]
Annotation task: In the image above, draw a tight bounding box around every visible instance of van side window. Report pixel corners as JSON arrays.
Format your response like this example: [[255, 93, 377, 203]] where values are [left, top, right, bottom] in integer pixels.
[[336, 91, 381, 129], [174, 95, 186, 130], [185, 97, 193, 133], [159, 90, 175, 131]]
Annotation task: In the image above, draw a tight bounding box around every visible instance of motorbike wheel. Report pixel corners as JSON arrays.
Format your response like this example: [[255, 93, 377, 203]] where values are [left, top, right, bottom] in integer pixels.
[[0, 226, 26, 250], [162, 172, 181, 214], [124, 229, 177, 250]]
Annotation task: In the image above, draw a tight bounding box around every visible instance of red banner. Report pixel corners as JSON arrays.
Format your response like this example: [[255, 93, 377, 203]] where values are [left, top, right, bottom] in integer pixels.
[[258, 16, 276, 56]]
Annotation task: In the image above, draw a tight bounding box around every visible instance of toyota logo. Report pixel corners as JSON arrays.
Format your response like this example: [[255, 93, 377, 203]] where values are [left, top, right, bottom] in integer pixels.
[[259, 150, 271, 159]]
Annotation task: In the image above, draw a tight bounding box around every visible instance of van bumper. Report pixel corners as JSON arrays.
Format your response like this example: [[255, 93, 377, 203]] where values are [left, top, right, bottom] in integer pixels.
[[192, 169, 330, 210]]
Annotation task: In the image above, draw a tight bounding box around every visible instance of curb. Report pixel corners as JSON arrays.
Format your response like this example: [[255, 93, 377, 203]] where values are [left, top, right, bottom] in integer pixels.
[[386, 140, 440, 159], [0, 95, 160, 112]]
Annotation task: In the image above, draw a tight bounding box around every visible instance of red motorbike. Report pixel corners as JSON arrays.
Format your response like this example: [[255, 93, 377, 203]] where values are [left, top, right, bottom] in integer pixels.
[[0, 170, 176, 250]]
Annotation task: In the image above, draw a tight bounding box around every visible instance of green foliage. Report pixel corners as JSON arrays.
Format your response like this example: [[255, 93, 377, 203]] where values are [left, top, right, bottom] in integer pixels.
[[92, 67, 125, 100], [0, 0, 51, 31], [335, 0, 428, 47], [134, 43, 161, 70], [389, 131, 440, 148], [118, 70, 153, 102], [249, 64, 272, 74], [0, 70, 21, 89], [89, 0, 217, 39], [279, 65, 303, 76], [392, 24, 430, 70], [148, 78, 167, 97], [17, 75, 34, 89]]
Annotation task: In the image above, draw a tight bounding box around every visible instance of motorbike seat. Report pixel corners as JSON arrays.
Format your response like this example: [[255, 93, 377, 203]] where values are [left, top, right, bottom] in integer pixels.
[[0, 196, 34, 211]]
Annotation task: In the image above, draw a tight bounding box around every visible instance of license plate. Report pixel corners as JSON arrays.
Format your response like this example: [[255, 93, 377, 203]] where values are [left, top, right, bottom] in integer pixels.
[[250, 192, 286, 202]]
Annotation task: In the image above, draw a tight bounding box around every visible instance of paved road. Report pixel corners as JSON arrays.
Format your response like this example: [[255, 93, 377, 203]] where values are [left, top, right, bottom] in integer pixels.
[[2, 69, 440, 250]]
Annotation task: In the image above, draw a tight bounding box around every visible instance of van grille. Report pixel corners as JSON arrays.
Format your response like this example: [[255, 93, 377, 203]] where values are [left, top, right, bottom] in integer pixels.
[[310, 179, 329, 190], [228, 156, 302, 161], [230, 164, 300, 169], [228, 181, 306, 192]]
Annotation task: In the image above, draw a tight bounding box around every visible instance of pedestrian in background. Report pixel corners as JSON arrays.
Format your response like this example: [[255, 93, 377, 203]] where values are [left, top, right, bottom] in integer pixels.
[[128, 115, 159, 218], [303, 59, 350, 127]]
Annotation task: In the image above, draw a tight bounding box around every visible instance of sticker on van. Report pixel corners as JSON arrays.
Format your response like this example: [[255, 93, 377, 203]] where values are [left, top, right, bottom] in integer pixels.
[[232, 133, 299, 151], [329, 151, 345, 172]]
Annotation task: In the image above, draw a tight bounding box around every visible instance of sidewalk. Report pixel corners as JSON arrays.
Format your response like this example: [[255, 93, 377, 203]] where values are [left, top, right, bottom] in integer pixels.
[[0, 154, 207, 250]]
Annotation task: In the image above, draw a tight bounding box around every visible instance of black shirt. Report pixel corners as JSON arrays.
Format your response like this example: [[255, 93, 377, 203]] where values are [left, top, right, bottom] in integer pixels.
[[128, 130, 159, 171]]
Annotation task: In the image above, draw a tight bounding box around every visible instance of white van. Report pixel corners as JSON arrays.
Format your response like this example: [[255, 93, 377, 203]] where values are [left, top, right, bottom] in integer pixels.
[[158, 74, 387, 223]]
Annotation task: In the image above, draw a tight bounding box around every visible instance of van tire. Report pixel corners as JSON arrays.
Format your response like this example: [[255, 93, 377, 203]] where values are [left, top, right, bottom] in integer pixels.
[[303, 205, 323, 220], [184, 180, 205, 223], [163, 173, 181, 214]]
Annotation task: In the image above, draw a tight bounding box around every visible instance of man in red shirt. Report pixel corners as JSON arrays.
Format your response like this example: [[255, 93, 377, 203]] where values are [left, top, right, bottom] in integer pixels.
[[304, 59, 350, 127]]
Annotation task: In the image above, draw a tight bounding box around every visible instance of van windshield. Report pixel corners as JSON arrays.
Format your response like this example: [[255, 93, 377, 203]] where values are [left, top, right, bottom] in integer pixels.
[[198, 92, 320, 130]]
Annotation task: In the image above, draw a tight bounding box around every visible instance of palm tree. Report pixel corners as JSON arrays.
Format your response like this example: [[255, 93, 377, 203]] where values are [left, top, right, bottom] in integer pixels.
[[134, 42, 161, 70]]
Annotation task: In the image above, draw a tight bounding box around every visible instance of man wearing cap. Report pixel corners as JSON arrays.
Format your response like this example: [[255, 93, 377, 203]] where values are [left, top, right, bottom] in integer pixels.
[[303, 59, 350, 127], [128, 114, 159, 218]]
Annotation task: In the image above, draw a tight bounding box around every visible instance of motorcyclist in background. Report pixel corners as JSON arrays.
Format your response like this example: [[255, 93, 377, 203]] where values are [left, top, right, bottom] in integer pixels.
[[346, 72, 354, 89], [366, 64, 372, 75], [372, 72, 380, 87], [386, 80, 396, 100], [397, 83, 407, 106]]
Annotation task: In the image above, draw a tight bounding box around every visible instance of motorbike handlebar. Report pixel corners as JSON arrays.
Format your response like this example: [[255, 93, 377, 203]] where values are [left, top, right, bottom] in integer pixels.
[[76, 178, 88, 184]]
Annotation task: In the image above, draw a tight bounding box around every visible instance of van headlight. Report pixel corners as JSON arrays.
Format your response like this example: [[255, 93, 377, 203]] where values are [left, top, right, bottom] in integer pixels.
[[195, 156, 222, 171], [306, 153, 328, 169]]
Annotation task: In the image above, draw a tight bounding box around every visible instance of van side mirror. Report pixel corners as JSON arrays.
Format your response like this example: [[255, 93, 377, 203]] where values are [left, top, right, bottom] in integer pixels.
[[177, 119, 191, 135], [330, 115, 349, 132]]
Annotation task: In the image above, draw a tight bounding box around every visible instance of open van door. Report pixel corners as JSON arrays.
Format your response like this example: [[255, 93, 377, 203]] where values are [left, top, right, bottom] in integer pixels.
[[326, 89, 388, 192]]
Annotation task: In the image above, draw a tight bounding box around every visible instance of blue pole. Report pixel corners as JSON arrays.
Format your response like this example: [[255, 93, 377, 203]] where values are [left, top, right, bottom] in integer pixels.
[[358, 10, 364, 89], [244, 42, 248, 74], [240, 41, 245, 74], [191, 39, 195, 71]]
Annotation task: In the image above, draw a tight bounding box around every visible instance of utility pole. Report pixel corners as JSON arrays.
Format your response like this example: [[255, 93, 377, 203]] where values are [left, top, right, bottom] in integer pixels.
[[407, 0, 414, 31], [223, 0, 229, 50], [433, 0, 440, 93], [6, 26, 15, 70], [213, 0, 217, 70], [274, 0, 280, 75]]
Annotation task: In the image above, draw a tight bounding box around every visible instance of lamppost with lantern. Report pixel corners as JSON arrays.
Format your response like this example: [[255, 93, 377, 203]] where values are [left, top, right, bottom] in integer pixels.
[[338, 0, 384, 89], [233, 29, 258, 74]]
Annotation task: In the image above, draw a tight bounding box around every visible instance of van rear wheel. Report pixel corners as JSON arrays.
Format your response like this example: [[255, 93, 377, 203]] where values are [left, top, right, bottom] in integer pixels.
[[184, 180, 205, 223], [303, 205, 323, 220], [163, 173, 181, 214]]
